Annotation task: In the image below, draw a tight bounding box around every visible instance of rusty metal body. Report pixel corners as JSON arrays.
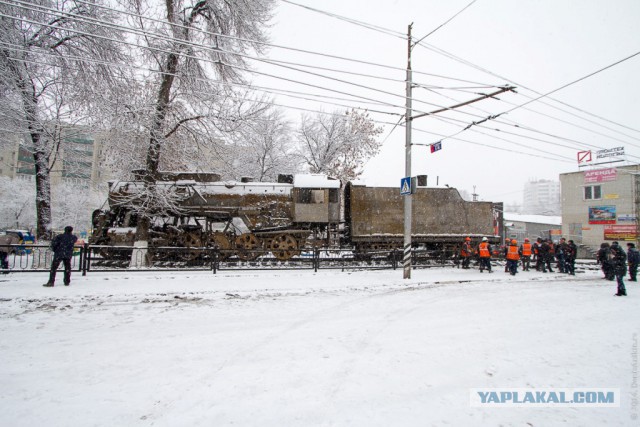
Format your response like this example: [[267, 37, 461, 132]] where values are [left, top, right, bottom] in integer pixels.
[[344, 182, 502, 253], [90, 173, 341, 261]]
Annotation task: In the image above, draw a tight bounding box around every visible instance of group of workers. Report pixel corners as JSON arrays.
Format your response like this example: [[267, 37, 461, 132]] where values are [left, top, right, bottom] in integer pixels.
[[460, 235, 637, 296], [459, 236, 578, 276]]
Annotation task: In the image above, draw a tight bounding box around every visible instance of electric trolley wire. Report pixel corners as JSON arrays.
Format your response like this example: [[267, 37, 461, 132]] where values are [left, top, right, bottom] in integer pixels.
[[4, 0, 639, 165]]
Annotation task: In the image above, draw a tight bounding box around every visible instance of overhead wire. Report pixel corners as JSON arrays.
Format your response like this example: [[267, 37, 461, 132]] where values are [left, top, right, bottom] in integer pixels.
[[278, 0, 640, 144], [3, 0, 636, 166]]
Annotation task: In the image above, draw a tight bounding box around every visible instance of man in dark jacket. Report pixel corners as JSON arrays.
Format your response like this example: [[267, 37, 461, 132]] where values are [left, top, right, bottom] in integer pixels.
[[597, 242, 614, 280], [565, 240, 578, 275], [609, 241, 627, 296], [43, 226, 78, 287]]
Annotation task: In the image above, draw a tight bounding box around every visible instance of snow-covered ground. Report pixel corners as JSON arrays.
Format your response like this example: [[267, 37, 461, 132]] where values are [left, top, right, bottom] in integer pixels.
[[1, 265, 638, 426]]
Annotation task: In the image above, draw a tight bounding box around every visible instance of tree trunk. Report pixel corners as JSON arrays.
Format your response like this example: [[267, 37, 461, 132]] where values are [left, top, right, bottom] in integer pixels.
[[132, 51, 179, 267], [21, 83, 52, 240]]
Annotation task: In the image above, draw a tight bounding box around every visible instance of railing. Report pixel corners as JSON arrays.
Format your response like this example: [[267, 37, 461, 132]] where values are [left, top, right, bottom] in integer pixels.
[[0, 244, 457, 275], [0, 243, 598, 275]]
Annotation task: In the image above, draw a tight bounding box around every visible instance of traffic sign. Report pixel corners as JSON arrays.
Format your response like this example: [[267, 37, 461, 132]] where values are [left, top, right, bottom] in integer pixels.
[[400, 177, 411, 195]]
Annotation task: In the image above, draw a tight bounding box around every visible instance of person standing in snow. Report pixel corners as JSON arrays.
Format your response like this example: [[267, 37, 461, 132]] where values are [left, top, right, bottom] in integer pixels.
[[520, 238, 532, 271], [505, 239, 520, 276], [477, 237, 493, 273], [538, 239, 553, 273], [43, 226, 78, 287], [565, 239, 577, 275], [609, 241, 627, 296], [0, 232, 21, 274], [533, 237, 543, 271], [460, 237, 473, 269], [597, 242, 614, 281], [626, 242, 639, 282]]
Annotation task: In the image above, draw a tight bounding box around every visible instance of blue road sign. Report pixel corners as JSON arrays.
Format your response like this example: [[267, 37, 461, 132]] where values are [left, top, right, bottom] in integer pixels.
[[400, 177, 411, 195]]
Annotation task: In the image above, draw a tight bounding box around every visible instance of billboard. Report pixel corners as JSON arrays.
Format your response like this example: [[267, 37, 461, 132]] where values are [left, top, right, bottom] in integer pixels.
[[588, 206, 616, 224], [584, 168, 617, 183], [604, 225, 637, 241]]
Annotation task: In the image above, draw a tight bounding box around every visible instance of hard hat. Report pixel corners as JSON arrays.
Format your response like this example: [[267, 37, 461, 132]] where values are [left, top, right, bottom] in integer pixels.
[[465, 237, 471, 241], [482, 237, 488, 242], [524, 238, 530, 242], [511, 239, 517, 244]]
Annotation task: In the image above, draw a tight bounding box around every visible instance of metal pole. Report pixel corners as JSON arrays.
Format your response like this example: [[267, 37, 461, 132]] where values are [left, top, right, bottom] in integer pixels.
[[403, 24, 413, 279]]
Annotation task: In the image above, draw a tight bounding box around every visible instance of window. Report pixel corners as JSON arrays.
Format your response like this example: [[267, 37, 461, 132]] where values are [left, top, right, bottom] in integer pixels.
[[297, 189, 325, 204], [584, 185, 602, 200], [329, 188, 339, 203]]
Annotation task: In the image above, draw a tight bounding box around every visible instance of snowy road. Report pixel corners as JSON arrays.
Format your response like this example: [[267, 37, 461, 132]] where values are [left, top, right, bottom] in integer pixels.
[[0, 268, 638, 426]]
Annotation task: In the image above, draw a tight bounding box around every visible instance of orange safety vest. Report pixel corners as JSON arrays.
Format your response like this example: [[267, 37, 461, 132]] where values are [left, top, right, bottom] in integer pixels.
[[461, 241, 473, 257], [506, 245, 520, 260], [521, 243, 532, 256], [478, 242, 490, 258]]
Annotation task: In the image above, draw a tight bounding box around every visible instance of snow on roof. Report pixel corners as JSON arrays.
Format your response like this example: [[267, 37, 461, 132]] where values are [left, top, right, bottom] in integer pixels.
[[504, 212, 561, 226], [294, 174, 341, 188]]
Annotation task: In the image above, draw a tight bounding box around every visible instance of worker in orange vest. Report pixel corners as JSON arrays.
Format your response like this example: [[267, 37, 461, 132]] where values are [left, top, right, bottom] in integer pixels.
[[460, 237, 473, 269], [520, 238, 532, 271], [478, 237, 493, 273], [506, 239, 521, 276]]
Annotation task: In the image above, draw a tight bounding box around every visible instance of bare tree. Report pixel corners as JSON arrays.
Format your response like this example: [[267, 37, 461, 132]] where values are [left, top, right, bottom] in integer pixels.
[[113, 0, 274, 261], [231, 108, 299, 182], [0, 0, 128, 239], [294, 109, 384, 183], [0, 176, 36, 230]]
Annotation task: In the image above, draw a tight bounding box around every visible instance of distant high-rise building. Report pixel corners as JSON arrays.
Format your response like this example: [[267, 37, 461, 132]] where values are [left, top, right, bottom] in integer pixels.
[[523, 179, 560, 215]]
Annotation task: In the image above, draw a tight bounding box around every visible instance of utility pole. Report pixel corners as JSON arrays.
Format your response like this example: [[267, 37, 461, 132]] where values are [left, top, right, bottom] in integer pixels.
[[401, 23, 515, 279], [403, 24, 413, 279]]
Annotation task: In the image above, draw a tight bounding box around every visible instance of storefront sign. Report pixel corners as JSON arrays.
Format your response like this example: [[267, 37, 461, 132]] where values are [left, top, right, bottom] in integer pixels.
[[596, 146, 624, 160], [588, 205, 616, 224], [604, 225, 637, 241], [618, 214, 637, 222], [584, 168, 617, 183]]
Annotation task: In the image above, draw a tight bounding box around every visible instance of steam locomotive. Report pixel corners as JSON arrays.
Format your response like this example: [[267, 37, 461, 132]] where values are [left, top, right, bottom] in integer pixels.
[[90, 171, 503, 261]]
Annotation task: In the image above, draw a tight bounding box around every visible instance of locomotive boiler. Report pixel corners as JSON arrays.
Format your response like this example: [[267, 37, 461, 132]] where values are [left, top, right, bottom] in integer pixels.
[[90, 172, 341, 261], [90, 171, 502, 261]]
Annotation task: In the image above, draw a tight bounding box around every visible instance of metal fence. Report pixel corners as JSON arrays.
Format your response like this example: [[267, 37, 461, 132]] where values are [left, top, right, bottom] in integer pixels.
[[0, 243, 458, 275]]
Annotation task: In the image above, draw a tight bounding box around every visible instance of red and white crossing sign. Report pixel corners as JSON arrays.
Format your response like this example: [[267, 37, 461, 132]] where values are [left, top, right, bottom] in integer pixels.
[[577, 150, 592, 164]]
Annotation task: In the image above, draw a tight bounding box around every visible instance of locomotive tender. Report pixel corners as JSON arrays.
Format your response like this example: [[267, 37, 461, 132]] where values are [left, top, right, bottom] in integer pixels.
[[90, 171, 502, 261]]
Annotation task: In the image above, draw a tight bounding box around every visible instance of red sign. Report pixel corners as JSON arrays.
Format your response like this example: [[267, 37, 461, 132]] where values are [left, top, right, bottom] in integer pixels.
[[604, 225, 638, 241], [577, 150, 592, 164], [584, 168, 617, 183]]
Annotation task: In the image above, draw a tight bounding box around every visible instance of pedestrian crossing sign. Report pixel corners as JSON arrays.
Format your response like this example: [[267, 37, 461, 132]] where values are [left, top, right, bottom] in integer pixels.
[[400, 177, 411, 195]]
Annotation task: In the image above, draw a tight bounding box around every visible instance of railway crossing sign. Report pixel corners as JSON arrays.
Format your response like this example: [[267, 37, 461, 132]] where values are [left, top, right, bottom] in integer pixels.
[[400, 177, 411, 195]]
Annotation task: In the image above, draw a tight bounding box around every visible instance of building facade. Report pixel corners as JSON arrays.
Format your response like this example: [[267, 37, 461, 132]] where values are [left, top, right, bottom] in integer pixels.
[[523, 179, 561, 215], [560, 164, 640, 252]]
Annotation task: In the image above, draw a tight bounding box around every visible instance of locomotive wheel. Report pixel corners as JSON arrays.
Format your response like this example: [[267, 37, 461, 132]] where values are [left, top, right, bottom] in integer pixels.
[[178, 231, 203, 261], [208, 232, 232, 260], [235, 234, 261, 261], [269, 234, 299, 261]]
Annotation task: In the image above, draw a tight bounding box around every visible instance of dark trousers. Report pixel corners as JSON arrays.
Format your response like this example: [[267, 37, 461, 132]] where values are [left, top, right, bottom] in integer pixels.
[[479, 257, 491, 272], [616, 273, 627, 295], [629, 262, 638, 281], [507, 259, 518, 275], [521, 256, 531, 271], [0, 251, 8, 273], [49, 257, 72, 285]]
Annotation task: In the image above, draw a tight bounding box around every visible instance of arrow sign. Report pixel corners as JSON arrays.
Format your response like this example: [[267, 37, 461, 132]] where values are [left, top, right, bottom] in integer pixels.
[[400, 177, 411, 195]]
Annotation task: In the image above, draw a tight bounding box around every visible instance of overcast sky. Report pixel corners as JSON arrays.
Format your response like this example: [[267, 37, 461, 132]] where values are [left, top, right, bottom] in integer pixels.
[[250, 0, 640, 205]]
